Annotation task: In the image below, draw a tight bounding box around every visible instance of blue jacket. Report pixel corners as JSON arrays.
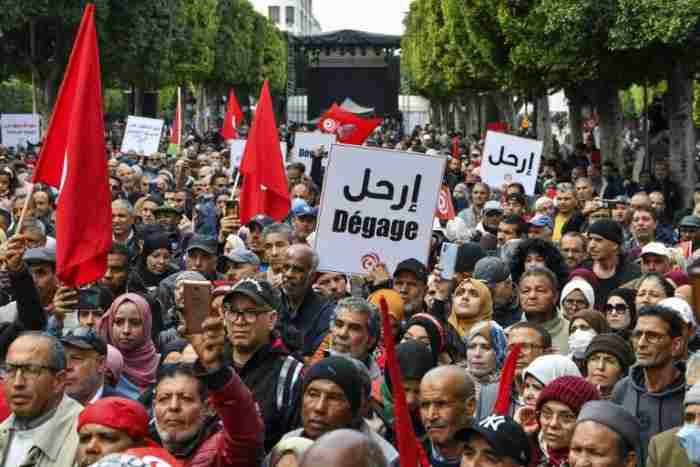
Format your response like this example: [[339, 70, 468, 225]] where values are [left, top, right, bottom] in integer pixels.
[[279, 288, 334, 357]]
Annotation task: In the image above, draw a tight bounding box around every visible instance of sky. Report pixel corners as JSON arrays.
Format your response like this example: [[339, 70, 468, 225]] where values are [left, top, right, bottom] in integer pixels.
[[314, 0, 413, 35]]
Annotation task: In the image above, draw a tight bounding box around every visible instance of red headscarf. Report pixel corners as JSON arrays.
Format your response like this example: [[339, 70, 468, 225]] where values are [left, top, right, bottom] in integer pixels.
[[97, 293, 159, 389]]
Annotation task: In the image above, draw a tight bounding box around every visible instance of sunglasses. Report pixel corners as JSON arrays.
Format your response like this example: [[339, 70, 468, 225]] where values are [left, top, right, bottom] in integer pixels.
[[604, 303, 628, 315]]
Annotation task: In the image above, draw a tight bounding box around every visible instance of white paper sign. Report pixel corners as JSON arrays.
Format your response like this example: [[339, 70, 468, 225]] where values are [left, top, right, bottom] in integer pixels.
[[291, 132, 336, 174], [120, 116, 164, 155], [481, 131, 543, 195], [314, 144, 445, 275], [230, 140, 288, 168], [1, 114, 40, 148]]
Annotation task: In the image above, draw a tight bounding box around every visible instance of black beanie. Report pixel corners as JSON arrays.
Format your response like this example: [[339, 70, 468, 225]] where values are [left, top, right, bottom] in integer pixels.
[[587, 219, 623, 245], [455, 242, 486, 274], [303, 356, 364, 415], [584, 333, 635, 374]]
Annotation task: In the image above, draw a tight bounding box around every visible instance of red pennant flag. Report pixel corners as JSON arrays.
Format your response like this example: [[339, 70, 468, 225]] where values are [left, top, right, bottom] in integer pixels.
[[32, 3, 112, 287], [436, 185, 455, 220], [167, 87, 182, 155], [493, 344, 522, 416], [379, 297, 430, 467], [239, 80, 290, 224], [318, 103, 382, 145], [221, 88, 244, 140]]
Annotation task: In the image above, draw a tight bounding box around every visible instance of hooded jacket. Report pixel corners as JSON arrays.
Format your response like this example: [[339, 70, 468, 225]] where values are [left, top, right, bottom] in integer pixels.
[[612, 363, 685, 464]]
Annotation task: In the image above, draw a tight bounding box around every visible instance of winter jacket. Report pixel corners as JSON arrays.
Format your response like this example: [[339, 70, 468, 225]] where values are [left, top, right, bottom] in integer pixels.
[[612, 364, 685, 465], [235, 338, 305, 452], [0, 394, 82, 467], [279, 288, 335, 357], [647, 426, 693, 467]]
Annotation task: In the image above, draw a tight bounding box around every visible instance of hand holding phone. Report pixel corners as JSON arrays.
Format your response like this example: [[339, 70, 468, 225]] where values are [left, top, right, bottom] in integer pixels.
[[182, 281, 212, 334], [438, 242, 459, 280]]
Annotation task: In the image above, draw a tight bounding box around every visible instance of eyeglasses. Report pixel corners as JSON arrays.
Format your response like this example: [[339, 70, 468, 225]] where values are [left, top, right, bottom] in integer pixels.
[[631, 330, 668, 344], [1, 362, 58, 379], [563, 298, 588, 309], [604, 303, 628, 316], [222, 304, 270, 322], [507, 343, 544, 354]]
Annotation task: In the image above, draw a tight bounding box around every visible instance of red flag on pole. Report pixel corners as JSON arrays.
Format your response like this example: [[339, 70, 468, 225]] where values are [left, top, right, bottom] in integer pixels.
[[436, 185, 455, 220], [239, 80, 290, 224], [167, 87, 182, 155], [318, 103, 382, 145], [379, 297, 430, 467], [32, 3, 111, 287], [221, 88, 244, 140]]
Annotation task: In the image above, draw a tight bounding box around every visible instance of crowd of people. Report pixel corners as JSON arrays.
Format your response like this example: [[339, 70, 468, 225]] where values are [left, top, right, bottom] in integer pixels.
[[0, 119, 699, 467]]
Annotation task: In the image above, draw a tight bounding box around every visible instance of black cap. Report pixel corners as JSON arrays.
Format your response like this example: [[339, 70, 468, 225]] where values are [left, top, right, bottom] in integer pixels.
[[60, 327, 107, 355], [455, 415, 530, 466], [186, 234, 218, 256], [393, 258, 428, 283], [224, 278, 280, 310]]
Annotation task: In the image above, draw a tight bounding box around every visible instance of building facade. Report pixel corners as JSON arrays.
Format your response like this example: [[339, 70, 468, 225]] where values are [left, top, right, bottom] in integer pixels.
[[250, 0, 321, 36]]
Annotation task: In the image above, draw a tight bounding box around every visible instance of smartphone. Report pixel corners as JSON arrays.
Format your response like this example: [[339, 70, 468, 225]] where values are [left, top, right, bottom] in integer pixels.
[[438, 242, 459, 280], [225, 200, 239, 218], [71, 288, 101, 310], [182, 280, 212, 334]]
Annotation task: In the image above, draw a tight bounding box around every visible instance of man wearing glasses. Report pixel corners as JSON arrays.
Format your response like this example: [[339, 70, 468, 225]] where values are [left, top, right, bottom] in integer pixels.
[[0, 332, 82, 467], [612, 305, 686, 463], [222, 278, 304, 452]]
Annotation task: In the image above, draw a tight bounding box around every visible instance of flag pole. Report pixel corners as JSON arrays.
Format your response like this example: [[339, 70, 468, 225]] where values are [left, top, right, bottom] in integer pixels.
[[231, 170, 240, 201], [177, 86, 182, 155], [16, 183, 35, 235]]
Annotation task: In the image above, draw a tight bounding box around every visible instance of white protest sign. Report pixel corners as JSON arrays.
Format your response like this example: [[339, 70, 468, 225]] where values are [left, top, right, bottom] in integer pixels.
[[314, 144, 445, 275], [120, 116, 164, 155], [230, 140, 288, 168], [480, 131, 543, 195], [1, 114, 41, 148], [291, 131, 336, 173]]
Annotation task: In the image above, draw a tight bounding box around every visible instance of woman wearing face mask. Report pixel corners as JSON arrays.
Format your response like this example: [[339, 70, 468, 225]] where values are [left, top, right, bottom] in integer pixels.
[[582, 333, 634, 400], [560, 279, 595, 321], [636, 273, 676, 310], [567, 310, 610, 372], [463, 321, 506, 397], [604, 288, 637, 339]]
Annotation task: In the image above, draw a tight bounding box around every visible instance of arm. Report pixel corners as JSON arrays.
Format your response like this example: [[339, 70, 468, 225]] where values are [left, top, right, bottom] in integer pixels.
[[5, 236, 46, 331]]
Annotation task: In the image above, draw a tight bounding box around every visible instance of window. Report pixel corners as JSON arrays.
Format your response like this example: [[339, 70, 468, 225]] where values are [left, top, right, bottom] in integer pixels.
[[269, 6, 280, 24], [286, 6, 295, 26]]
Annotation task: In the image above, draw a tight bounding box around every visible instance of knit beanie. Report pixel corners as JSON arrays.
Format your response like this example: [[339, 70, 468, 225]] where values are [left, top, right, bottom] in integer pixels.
[[586, 219, 623, 245], [536, 376, 600, 413], [303, 356, 364, 415], [583, 333, 635, 374]]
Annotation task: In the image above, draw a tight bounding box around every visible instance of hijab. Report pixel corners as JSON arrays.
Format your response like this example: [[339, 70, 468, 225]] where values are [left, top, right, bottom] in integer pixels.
[[466, 320, 507, 371], [98, 293, 159, 389], [448, 278, 493, 339]]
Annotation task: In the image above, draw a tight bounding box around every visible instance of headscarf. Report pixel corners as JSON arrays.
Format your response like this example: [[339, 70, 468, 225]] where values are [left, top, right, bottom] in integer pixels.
[[568, 310, 610, 335], [606, 287, 638, 334], [466, 320, 507, 371], [368, 289, 404, 322], [404, 313, 446, 366], [523, 354, 581, 386], [105, 344, 124, 384], [97, 293, 159, 389], [448, 278, 493, 339], [560, 279, 595, 310]]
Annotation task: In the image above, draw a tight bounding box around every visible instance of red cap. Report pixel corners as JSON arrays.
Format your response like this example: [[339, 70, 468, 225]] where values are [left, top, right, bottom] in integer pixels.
[[77, 397, 150, 441]]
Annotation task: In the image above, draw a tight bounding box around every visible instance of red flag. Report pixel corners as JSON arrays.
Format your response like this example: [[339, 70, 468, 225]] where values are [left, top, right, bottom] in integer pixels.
[[318, 103, 382, 145], [493, 344, 522, 416], [486, 122, 509, 133], [32, 3, 111, 287], [239, 80, 290, 224], [167, 87, 182, 155], [436, 185, 455, 220], [379, 297, 430, 467], [221, 88, 244, 140]]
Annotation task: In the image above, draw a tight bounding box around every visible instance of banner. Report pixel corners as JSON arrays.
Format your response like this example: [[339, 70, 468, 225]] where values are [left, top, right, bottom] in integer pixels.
[[314, 144, 445, 275], [120, 116, 164, 155], [290, 131, 336, 174], [231, 140, 286, 168], [1, 114, 41, 148], [480, 131, 543, 195]]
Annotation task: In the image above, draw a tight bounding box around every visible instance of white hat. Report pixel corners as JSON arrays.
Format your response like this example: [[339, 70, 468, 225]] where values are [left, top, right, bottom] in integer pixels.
[[659, 297, 697, 327], [560, 279, 595, 310], [640, 242, 670, 259], [523, 354, 581, 386]]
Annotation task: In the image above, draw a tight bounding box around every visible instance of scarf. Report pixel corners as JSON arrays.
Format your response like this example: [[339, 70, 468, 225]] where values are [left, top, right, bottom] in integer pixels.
[[448, 278, 493, 339], [98, 293, 159, 389]]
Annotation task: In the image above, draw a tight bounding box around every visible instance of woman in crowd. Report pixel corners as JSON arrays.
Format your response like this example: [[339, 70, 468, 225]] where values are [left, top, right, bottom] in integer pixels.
[[402, 313, 457, 365], [136, 233, 178, 290], [463, 320, 506, 397], [583, 333, 635, 400], [97, 293, 159, 399], [447, 278, 493, 342], [567, 309, 611, 372], [559, 279, 595, 321], [604, 288, 638, 339], [636, 272, 676, 310]]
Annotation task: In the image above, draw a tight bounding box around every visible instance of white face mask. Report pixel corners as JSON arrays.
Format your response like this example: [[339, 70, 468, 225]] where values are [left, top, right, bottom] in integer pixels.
[[568, 329, 596, 359], [678, 424, 700, 464]]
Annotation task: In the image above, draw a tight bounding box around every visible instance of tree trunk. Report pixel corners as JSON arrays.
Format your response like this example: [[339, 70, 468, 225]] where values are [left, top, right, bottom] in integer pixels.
[[494, 91, 516, 131], [133, 86, 143, 116], [668, 59, 696, 208], [536, 94, 552, 158], [566, 87, 584, 146], [195, 83, 206, 133], [593, 81, 623, 166]]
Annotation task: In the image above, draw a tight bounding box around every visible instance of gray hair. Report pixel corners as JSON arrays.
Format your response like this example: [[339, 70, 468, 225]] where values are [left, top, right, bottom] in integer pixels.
[[112, 198, 134, 216], [16, 332, 66, 370], [333, 297, 381, 339], [263, 223, 294, 243]]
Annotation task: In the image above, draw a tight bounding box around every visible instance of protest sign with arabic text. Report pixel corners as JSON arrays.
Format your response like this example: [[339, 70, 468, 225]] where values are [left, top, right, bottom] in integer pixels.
[[481, 131, 543, 195], [1, 114, 41, 148], [291, 131, 336, 173], [121, 116, 164, 155]]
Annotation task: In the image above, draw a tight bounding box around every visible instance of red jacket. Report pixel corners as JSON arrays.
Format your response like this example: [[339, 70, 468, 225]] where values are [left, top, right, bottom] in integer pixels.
[[184, 367, 264, 467]]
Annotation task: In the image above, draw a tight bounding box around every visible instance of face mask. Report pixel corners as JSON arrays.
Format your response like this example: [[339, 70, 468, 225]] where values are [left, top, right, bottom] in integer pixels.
[[678, 423, 700, 464], [568, 329, 596, 359]]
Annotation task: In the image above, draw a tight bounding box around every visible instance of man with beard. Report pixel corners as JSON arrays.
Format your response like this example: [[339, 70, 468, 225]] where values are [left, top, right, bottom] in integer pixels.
[[392, 258, 429, 317]]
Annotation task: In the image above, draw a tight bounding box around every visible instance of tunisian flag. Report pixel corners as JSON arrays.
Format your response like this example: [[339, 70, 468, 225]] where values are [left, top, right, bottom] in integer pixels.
[[239, 80, 290, 224], [318, 103, 382, 145], [436, 185, 455, 220], [32, 3, 112, 287], [221, 88, 244, 140]]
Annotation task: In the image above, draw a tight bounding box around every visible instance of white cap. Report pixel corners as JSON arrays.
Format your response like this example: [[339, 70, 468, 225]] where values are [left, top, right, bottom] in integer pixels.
[[640, 242, 670, 259], [659, 297, 697, 327]]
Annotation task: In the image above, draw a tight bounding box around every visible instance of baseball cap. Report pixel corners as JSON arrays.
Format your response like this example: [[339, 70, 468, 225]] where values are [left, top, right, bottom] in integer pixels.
[[23, 247, 56, 265], [393, 258, 429, 283], [292, 202, 318, 218], [640, 242, 670, 259], [186, 234, 218, 256], [224, 278, 280, 310], [455, 415, 530, 466], [225, 248, 261, 266], [473, 257, 510, 286], [529, 215, 553, 230], [680, 215, 700, 229], [659, 297, 697, 327], [61, 327, 107, 355], [248, 214, 274, 229], [482, 200, 503, 216]]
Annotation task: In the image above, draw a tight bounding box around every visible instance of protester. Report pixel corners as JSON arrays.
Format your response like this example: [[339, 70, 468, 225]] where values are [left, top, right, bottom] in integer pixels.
[[473, 257, 521, 328], [519, 267, 570, 354], [455, 415, 530, 467], [603, 287, 637, 339], [583, 333, 635, 400]]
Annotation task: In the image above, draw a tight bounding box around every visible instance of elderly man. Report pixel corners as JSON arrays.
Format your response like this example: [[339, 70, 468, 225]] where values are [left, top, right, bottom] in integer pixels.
[[0, 332, 83, 467], [455, 415, 530, 467], [299, 429, 388, 467], [647, 382, 700, 467], [111, 199, 139, 262], [283, 356, 399, 465], [569, 400, 641, 467], [420, 365, 476, 467]]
